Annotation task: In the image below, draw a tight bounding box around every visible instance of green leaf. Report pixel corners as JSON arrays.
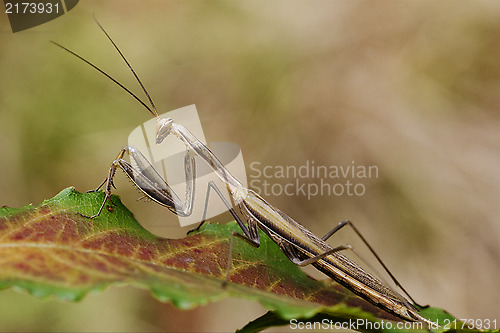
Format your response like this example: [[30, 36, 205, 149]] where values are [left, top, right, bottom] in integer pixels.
[[0, 188, 481, 332]]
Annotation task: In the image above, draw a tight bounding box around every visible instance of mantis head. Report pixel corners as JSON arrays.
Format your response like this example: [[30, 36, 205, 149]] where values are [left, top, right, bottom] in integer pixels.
[[156, 117, 174, 144]]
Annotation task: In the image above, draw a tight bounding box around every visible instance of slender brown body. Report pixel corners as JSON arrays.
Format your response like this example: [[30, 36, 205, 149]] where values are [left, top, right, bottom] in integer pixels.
[[235, 188, 430, 323]]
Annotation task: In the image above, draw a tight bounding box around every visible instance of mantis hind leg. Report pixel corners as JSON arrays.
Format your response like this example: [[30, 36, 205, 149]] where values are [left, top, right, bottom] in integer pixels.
[[321, 219, 425, 308]]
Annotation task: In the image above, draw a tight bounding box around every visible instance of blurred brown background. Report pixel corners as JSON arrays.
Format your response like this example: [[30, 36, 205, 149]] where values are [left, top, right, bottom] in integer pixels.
[[0, 1, 498, 332]]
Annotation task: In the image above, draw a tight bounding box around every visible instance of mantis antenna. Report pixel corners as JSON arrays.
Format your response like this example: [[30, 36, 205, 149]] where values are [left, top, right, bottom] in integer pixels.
[[50, 17, 160, 121]]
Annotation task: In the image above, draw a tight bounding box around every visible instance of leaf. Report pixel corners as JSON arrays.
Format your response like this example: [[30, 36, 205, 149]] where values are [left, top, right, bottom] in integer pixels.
[[0, 188, 477, 332]]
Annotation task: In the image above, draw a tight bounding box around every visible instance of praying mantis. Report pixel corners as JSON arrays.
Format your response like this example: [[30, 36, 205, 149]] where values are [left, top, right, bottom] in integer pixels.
[[52, 19, 435, 326]]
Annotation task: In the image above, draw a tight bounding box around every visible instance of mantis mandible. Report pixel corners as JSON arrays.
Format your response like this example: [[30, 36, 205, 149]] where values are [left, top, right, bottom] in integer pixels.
[[52, 19, 434, 326]]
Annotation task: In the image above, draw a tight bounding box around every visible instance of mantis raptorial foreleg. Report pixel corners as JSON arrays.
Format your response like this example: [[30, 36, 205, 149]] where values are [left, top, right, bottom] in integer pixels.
[[88, 146, 196, 219]]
